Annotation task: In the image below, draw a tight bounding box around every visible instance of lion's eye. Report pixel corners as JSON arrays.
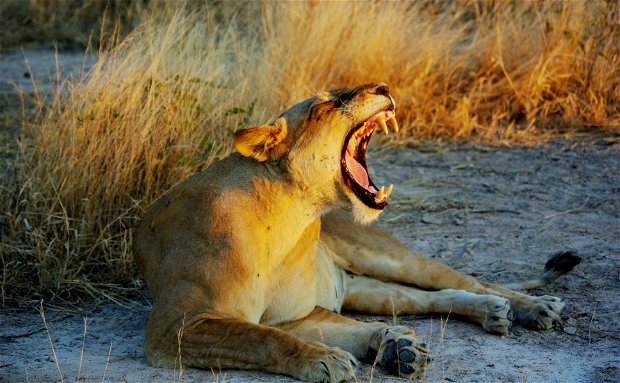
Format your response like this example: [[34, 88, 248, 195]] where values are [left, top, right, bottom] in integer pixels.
[[333, 97, 345, 109], [309, 101, 335, 119]]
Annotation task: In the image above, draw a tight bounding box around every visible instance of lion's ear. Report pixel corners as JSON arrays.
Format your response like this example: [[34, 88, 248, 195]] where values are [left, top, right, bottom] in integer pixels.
[[233, 118, 288, 162]]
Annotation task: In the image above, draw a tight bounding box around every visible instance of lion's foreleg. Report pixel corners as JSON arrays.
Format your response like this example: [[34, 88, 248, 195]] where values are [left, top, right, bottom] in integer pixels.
[[342, 274, 513, 335], [278, 307, 384, 360], [146, 311, 357, 383], [279, 307, 430, 380]]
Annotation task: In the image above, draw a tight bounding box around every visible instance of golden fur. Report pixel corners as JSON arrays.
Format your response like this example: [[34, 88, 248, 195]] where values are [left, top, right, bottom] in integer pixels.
[[134, 83, 578, 382]]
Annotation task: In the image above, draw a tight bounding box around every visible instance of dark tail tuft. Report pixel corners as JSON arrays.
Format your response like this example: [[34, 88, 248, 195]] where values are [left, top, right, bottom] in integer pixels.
[[543, 251, 582, 276], [504, 251, 582, 290]]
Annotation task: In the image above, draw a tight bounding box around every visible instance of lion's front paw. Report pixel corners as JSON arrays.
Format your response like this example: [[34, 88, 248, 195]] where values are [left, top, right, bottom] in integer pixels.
[[480, 296, 513, 335], [378, 326, 430, 380], [299, 344, 358, 383], [514, 295, 564, 330]]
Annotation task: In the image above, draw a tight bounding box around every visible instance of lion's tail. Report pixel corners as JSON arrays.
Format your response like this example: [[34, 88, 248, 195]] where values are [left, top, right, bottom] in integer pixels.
[[503, 251, 582, 290]]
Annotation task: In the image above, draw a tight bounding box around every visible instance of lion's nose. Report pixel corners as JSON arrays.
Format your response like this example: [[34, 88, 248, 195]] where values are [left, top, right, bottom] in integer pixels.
[[370, 83, 390, 97]]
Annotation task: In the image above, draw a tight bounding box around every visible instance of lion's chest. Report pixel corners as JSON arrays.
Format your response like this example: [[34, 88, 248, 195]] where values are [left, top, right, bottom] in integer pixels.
[[259, 238, 346, 326], [259, 262, 319, 326]]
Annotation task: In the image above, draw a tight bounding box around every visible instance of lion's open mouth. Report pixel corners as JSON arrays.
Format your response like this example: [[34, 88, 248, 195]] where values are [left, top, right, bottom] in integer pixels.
[[341, 109, 399, 209]]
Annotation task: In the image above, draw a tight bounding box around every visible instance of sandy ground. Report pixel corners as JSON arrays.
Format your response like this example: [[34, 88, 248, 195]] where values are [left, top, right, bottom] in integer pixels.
[[0, 48, 95, 94], [1, 49, 619, 383]]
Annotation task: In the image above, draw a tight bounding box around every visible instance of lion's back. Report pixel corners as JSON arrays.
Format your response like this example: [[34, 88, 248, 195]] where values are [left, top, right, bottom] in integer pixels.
[[133, 154, 265, 295]]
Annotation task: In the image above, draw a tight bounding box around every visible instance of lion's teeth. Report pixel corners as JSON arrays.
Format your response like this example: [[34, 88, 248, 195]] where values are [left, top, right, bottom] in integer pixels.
[[375, 185, 393, 202], [388, 116, 399, 132], [378, 118, 389, 135], [376, 186, 385, 200]]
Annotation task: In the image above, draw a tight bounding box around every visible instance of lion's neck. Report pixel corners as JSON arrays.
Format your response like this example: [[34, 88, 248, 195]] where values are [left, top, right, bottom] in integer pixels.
[[235, 175, 332, 261], [254, 175, 332, 221]]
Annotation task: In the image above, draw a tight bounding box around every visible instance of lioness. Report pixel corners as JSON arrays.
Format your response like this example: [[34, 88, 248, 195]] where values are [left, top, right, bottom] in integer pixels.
[[134, 83, 580, 381]]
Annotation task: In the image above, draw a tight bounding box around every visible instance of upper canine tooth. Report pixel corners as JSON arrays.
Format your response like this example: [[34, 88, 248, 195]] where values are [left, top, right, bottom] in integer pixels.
[[378, 118, 389, 135], [389, 116, 399, 132]]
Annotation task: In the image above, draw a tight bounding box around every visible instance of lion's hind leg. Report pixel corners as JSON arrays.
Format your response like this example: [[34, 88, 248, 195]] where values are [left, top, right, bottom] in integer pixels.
[[279, 307, 430, 380], [322, 210, 579, 331], [343, 274, 513, 335], [488, 251, 581, 330]]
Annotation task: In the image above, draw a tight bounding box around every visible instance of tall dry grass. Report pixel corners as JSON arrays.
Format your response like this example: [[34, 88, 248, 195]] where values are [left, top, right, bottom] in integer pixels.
[[262, 1, 618, 143], [1, 9, 265, 307], [1, 1, 618, 308]]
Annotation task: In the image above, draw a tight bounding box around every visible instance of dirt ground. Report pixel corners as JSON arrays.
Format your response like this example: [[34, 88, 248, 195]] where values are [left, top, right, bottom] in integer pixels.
[[0, 50, 619, 383]]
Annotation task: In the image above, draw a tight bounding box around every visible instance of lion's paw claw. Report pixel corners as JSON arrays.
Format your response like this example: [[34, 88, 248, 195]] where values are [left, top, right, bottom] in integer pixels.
[[515, 295, 564, 330], [301, 345, 357, 383], [481, 296, 513, 335]]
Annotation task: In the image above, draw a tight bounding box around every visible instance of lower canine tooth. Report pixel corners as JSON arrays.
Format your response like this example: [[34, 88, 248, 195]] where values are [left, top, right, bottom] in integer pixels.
[[376, 186, 385, 200], [385, 184, 393, 197]]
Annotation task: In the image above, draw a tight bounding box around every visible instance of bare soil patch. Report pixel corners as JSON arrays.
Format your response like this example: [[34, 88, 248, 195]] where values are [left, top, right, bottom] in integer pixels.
[[1, 138, 618, 382], [0, 48, 95, 95]]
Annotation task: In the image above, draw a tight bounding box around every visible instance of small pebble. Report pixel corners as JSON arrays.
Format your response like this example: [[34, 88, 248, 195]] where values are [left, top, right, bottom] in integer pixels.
[[421, 215, 442, 225], [563, 326, 577, 335]]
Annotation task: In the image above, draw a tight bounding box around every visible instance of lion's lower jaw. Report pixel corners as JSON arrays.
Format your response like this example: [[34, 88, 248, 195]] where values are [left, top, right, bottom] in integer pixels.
[[348, 196, 383, 224]]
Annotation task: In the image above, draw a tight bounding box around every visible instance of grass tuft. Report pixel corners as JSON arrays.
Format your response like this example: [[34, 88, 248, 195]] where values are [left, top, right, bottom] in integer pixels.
[[1, 10, 263, 307]]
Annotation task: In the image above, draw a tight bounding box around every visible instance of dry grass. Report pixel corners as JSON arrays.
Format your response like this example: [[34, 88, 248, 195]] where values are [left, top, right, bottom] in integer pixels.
[[262, 1, 618, 144], [1, 8, 262, 308], [0, 1, 618, 308]]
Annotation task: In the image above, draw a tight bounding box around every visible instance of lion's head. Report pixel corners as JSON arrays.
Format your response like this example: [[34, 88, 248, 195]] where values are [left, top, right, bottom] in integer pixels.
[[233, 83, 398, 223]]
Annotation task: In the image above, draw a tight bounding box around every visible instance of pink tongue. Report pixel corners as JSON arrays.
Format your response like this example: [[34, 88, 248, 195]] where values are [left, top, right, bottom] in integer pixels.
[[345, 151, 377, 193]]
